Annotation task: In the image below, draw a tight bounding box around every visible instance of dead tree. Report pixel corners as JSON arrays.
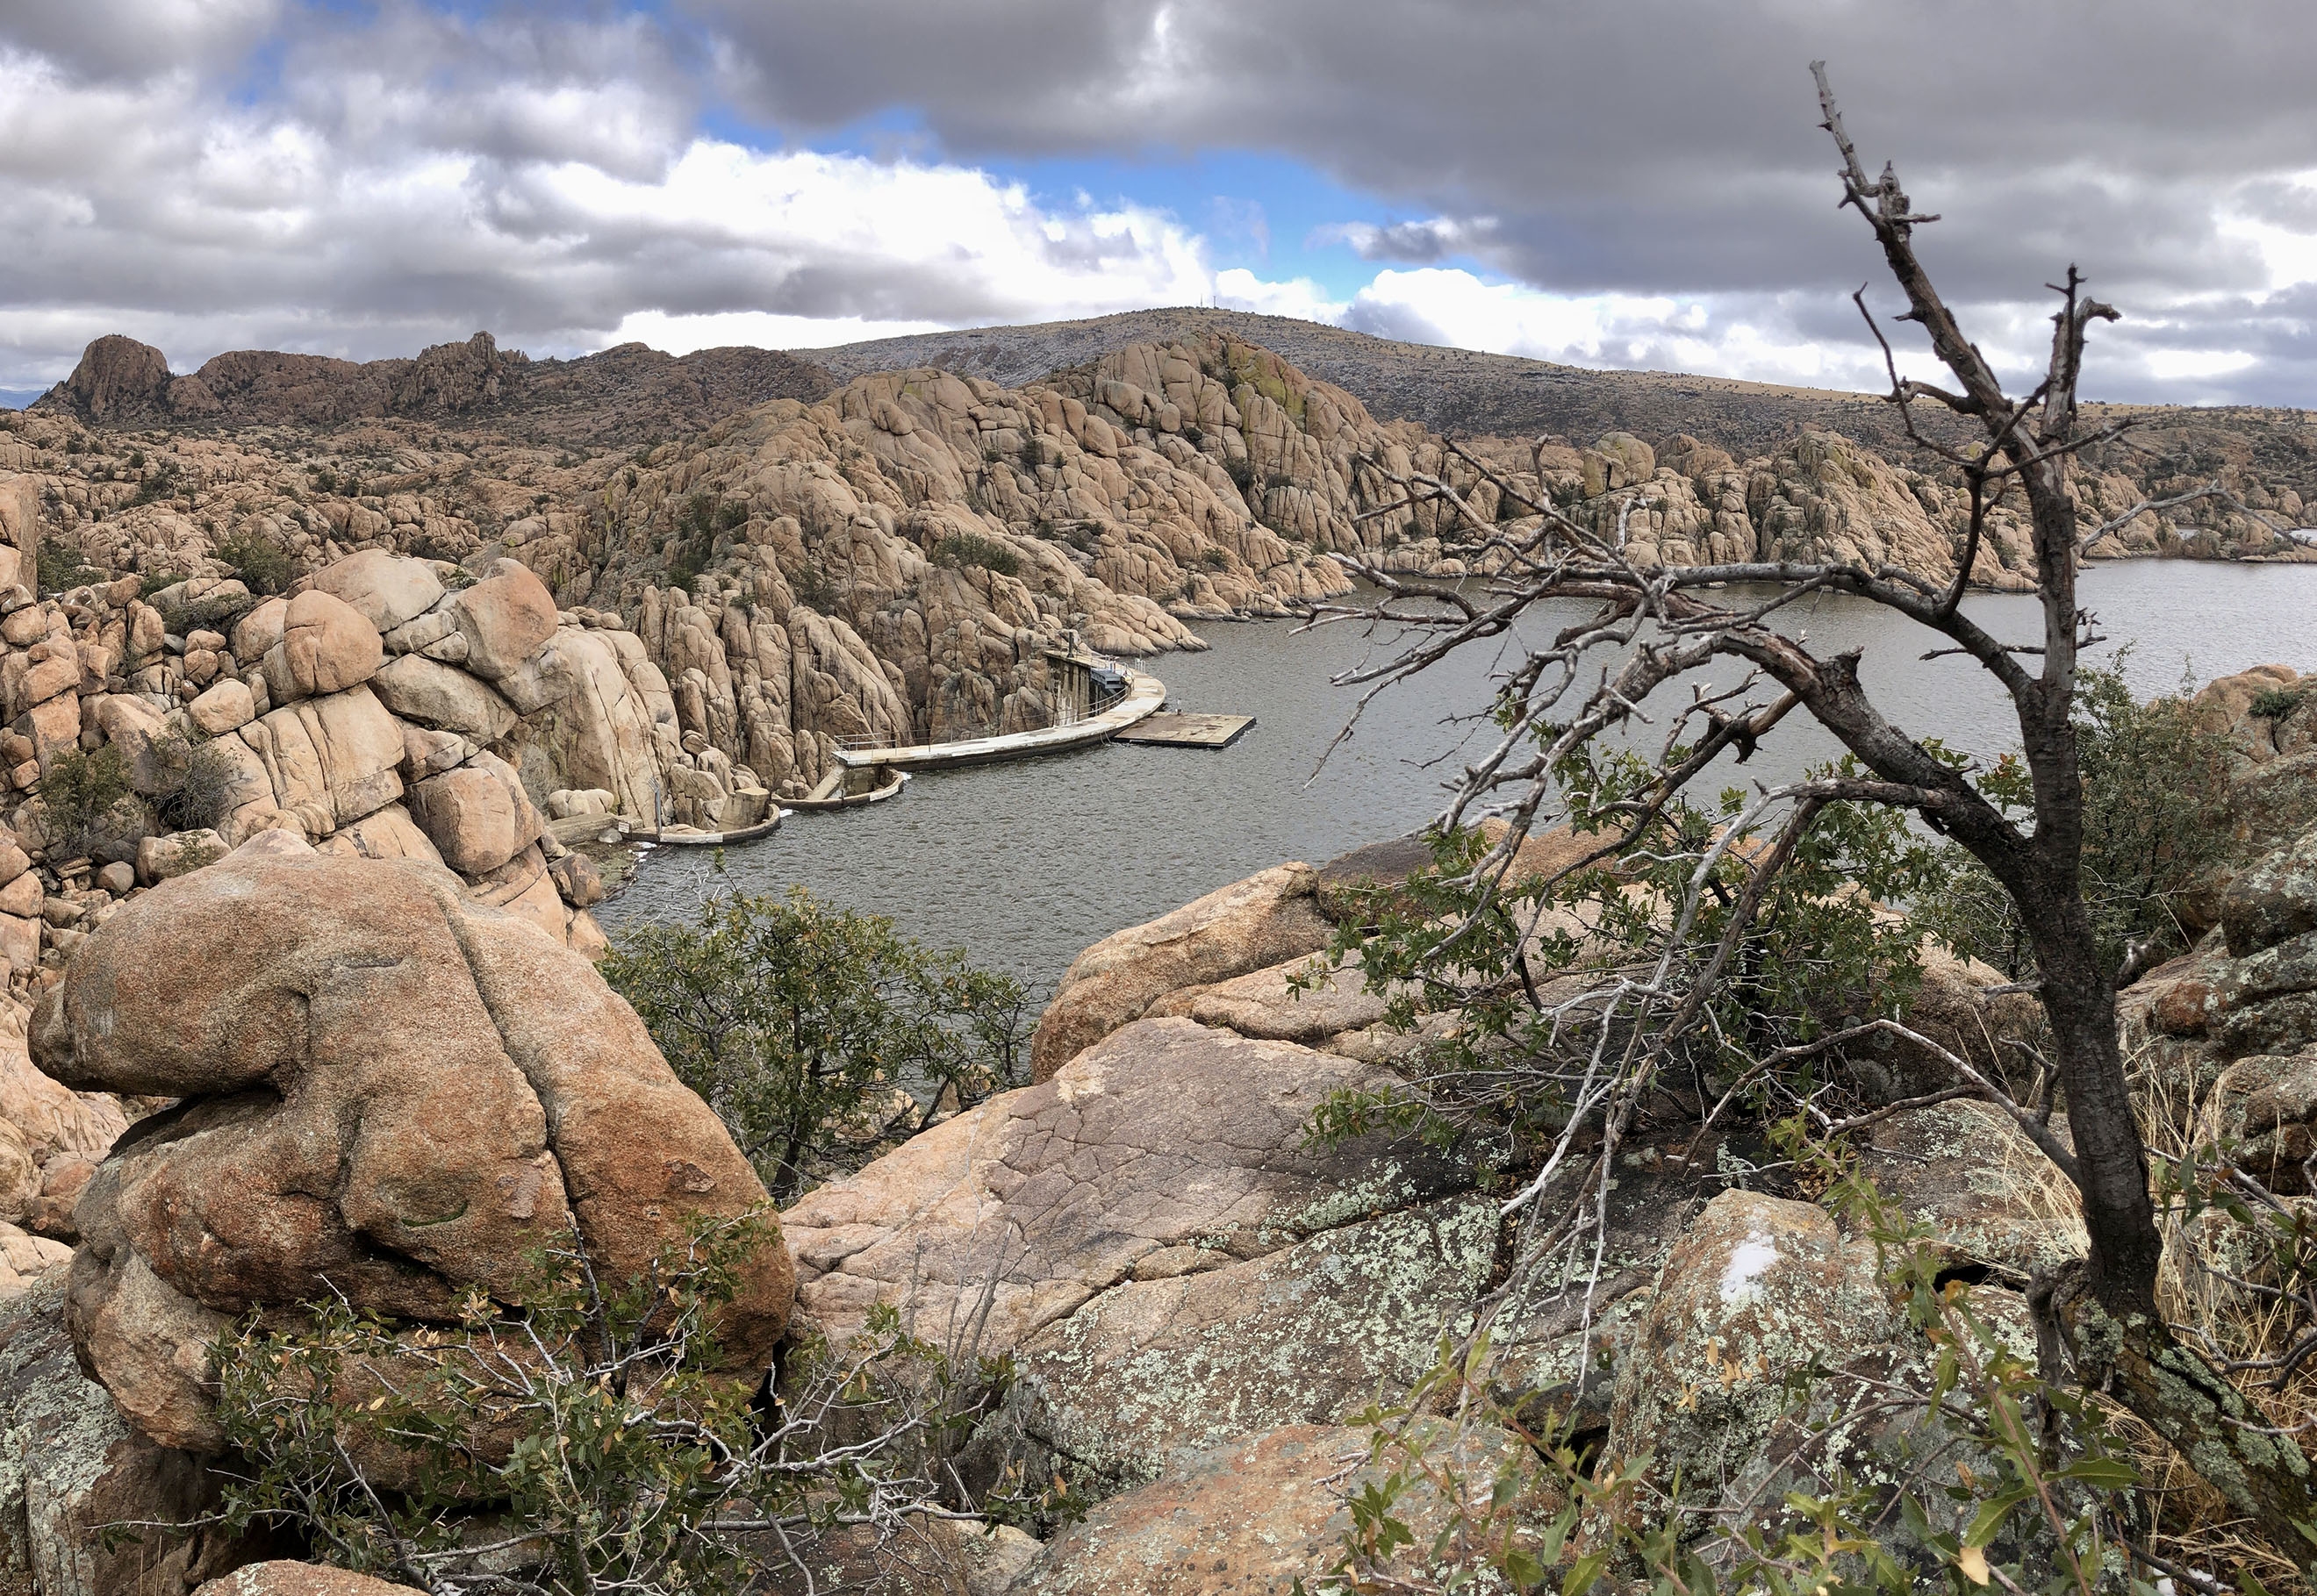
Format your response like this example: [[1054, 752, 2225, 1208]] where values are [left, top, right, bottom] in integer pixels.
[[1316, 64, 2314, 1564]]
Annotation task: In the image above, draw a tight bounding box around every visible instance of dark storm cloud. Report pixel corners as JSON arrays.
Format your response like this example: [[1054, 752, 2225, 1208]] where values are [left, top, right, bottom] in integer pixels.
[[696, 0, 2317, 401], [2, 0, 2312, 406], [695, 0, 2313, 295], [0, 0, 280, 82], [1312, 218, 1500, 266]]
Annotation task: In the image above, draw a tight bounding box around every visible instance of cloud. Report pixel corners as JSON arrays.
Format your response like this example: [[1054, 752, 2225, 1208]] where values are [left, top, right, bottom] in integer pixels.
[[1308, 217, 1497, 265], [5, 0, 2316, 409], [0, 0, 280, 82], [694, 0, 2317, 403], [0, 4, 1213, 385], [1214, 268, 1345, 325]]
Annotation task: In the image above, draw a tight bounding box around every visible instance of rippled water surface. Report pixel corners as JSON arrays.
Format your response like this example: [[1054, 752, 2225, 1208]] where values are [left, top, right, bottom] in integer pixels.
[[601, 562, 2317, 990]]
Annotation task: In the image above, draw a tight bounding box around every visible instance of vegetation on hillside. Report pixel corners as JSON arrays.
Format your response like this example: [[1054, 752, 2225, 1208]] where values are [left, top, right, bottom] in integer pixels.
[[602, 884, 1034, 1202], [1921, 662, 2243, 983], [209, 1213, 1062, 1596]]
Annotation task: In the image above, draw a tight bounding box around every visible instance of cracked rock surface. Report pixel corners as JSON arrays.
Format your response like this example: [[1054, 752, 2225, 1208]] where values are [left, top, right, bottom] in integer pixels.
[[989, 1195, 1498, 1492], [1008, 1421, 1529, 1595], [781, 1015, 1472, 1363]]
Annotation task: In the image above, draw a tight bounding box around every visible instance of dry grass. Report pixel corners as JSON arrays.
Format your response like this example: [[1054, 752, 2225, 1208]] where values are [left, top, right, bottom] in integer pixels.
[[2122, 1034, 2317, 1592]]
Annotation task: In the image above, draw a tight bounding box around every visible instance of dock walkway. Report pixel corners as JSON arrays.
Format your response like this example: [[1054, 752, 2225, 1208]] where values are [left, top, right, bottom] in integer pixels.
[[833, 666, 1166, 772]]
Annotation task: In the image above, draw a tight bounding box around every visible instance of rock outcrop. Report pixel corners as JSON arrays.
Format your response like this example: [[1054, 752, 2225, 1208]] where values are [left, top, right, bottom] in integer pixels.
[[0, 1279, 260, 1596], [35, 838, 794, 1454], [11, 324, 2309, 813], [764, 847, 2098, 1581], [34, 334, 834, 446], [784, 1016, 1470, 1361], [1009, 1423, 1526, 1595], [1026, 862, 1335, 1079], [0, 548, 653, 983], [193, 1567, 418, 1596]]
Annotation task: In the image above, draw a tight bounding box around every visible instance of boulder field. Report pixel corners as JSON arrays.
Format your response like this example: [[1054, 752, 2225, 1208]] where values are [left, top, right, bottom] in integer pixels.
[[18, 666, 2317, 1589], [0, 544, 703, 1009], [15, 322, 2302, 820], [2, 839, 793, 1596], [0, 811, 2098, 1596]]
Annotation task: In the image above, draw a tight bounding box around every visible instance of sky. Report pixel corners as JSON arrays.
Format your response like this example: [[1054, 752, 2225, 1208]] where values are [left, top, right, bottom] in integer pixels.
[[3, 1, 2315, 410]]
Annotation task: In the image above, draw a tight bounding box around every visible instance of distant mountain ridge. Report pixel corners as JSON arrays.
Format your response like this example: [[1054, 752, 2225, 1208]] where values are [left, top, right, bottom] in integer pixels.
[[25, 308, 2317, 512], [804, 306, 1919, 454], [30, 331, 836, 445]]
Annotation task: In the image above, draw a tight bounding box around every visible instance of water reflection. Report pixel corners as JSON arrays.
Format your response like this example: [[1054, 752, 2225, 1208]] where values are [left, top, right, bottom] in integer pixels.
[[601, 561, 2317, 990]]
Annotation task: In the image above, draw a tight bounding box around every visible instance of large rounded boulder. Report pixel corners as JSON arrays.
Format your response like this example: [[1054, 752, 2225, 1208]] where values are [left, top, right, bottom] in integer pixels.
[[30, 834, 793, 1451]]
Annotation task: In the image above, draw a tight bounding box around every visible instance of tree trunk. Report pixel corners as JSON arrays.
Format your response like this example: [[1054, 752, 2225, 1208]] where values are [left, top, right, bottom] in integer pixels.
[[2039, 1264, 2317, 1568], [2020, 860, 2317, 1567], [2026, 884, 2162, 1319]]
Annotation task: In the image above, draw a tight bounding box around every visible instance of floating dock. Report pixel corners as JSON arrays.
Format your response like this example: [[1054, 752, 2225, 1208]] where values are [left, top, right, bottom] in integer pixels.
[[832, 666, 1166, 772], [1114, 712, 1256, 750], [786, 766, 911, 812]]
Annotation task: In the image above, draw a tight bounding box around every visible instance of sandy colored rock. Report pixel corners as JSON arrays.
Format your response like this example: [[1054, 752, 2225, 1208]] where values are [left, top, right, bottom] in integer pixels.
[[512, 628, 663, 819], [450, 558, 559, 678], [1029, 864, 1334, 1079], [185, 679, 255, 736], [0, 476, 40, 568], [369, 653, 519, 740], [406, 750, 542, 875], [312, 803, 443, 867], [0, 998, 126, 1234], [136, 830, 226, 884], [305, 550, 445, 633], [259, 590, 384, 702], [36, 836, 793, 1452], [461, 843, 570, 945], [0, 913, 35, 976], [194, 1564, 420, 1596], [230, 598, 288, 664], [1013, 1421, 1530, 1596], [53, 335, 173, 423], [783, 1017, 1469, 1361], [1150, 950, 1388, 1046], [233, 684, 404, 838], [549, 851, 603, 907]]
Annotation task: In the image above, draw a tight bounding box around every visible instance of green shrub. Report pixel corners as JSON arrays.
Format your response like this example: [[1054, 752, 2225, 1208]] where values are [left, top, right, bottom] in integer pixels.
[[209, 1213, 1063, 1595], [664, 491, 745, 591], [2251, 684, 2310, 719], [788, 562, 840, 612], [929, 532, 1022, 579], [147, 729, 238, 834], [214, 527, 294, 597], [40, 745, 137, 859], [128, 462, 180, 507], [1919, 661, 2239, 977], [602, 885, 1032, 1201], [35, 535, 101, 595], [1306, 748, 1948, 1168]]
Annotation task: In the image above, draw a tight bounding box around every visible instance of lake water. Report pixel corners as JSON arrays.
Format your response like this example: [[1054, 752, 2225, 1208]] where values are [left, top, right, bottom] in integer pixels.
[[599, 561, 2317, 991]]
